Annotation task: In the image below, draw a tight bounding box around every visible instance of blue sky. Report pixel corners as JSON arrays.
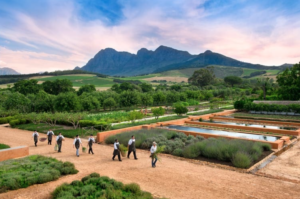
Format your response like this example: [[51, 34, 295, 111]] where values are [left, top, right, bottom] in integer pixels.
[[0, 0, 299, 73]]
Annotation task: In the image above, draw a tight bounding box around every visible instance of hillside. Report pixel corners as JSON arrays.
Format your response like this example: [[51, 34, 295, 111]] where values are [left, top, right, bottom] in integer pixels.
[[0, 67, 20, 75], [78, 45, 284, 76]]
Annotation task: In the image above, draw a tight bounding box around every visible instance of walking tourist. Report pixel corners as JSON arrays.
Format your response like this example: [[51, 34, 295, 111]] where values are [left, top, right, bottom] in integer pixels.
[[56, 132, 65, 153], [47, 129, 54, 145], [127, 135, 138, 159], [32, 130, 39, 147], [150, 142, 158, 168], [73, 135, 82, 157], [112, 139, 122, 161], [87, 134, 95, 154]]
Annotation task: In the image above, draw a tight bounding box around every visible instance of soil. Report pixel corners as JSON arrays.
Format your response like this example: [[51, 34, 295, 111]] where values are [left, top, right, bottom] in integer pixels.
[[0, 125, 299, 199]]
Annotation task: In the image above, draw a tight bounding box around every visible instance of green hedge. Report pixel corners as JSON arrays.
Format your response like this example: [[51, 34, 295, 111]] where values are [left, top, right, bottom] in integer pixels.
[[52, 173, 153, 199], [9, 119, 28, 127], [0, 116, 16, 124], [0, 155, 78, 193], [0, 143, 10, 150], [235, 101, 300, 113]]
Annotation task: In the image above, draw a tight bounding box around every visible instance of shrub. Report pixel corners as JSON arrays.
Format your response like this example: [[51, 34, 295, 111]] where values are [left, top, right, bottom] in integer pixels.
[[0, 117, 8, 124], [0, 143, 10, 150], [128, 111, 144, 123], [172, 148, 184, 157], [9, 119, 20, 127], [38, 173, 53, 184], [173, 104, 188, 115], [198, 118, 203, 122], [89, 172, 100, 178], [124, 183, 141, 194], [151, 107, 165, 119], [232, 152, 252, 168]]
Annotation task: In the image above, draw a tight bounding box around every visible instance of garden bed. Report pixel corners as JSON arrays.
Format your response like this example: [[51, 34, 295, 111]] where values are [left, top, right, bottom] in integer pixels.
[[52, 173, 153, 199], [105, 129, 272, 169], [0, 155, 78, 193], [232, 113, 300, 122]]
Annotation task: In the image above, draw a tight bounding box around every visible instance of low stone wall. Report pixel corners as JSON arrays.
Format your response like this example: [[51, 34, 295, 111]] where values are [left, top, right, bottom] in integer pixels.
[[0, 146, 29, 162], [186, 121, 300, 136], [253, 100, 300, 105]]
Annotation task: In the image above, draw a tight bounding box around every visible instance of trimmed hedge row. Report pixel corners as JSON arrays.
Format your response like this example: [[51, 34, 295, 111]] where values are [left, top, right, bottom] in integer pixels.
[[234, 100, 300, 113], [0, 155, 78, 193], [52, 173, 153, 199]]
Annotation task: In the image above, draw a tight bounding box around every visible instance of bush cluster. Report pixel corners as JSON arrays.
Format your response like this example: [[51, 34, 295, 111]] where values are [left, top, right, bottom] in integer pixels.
[[52, 173, 153, 199], [235, 101, 300, 113], [0, 143, 10, 150], [0, 155, 78, 193]]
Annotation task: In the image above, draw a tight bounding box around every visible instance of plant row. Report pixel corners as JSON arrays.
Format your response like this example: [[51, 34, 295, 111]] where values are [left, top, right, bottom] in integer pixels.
[[105, 129, 271, 168]]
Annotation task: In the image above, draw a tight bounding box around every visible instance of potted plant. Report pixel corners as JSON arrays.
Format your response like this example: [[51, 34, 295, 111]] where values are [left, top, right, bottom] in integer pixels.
[[119, 144, 128, 157], [82, 147, 87, 153]]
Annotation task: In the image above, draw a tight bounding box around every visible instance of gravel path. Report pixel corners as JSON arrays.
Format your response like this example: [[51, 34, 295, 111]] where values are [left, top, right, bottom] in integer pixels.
[[0, 126, 299, 199]]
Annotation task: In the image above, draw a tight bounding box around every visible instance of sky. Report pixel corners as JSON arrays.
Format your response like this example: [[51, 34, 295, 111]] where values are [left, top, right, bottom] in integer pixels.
[[0, 0, 299, 74]]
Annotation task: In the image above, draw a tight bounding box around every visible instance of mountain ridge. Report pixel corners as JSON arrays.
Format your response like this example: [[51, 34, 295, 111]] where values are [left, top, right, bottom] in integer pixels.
[[0, 67, 20, 75], [78, 45, 288, 76]]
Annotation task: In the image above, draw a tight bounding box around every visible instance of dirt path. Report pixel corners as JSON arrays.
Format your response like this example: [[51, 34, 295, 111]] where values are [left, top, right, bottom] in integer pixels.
[[259, 140, 300, 182], [0, 126, 299, 199]]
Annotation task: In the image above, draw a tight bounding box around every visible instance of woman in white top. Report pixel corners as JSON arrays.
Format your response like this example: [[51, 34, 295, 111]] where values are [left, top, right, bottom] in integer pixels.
[[73, 135, 82, 157], [150, 142, 157, 168], [32, 130, 39, 147]]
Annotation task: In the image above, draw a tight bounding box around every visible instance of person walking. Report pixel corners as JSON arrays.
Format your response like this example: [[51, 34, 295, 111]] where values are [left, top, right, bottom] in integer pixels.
[[112, 139, 122, 161], [150, 142, 158, 168], [127, 135, 138, 160], [47, 129, 54, 145], [87, 134, 95, 154], [56, 132, 65, 153], [73, 135, 82, 157], [32, 130, 39, 147]]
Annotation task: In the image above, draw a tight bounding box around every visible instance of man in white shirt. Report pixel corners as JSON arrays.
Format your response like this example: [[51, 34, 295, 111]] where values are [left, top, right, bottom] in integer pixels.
[[112, 139, 122, 161], [56, 132, 65, 153], [150, 142, 158, 168], [32, 130, 39, 147], [47, 129, 54, 145], [73, 135, 82, 157], [127, 135, 138, 160], [87, 134, 95, 155]]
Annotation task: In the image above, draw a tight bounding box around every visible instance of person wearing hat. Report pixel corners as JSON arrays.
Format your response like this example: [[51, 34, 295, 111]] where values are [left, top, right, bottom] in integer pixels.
[[47, 129, 54, 145], [56, 132, 65, 153], [112, 139, 122, 161], [32, 130, 39, 147], [73, 135, 82, 157], [87, 134, 95, 155], [150, 142, 158, 168], [127, 135, 138, 160]]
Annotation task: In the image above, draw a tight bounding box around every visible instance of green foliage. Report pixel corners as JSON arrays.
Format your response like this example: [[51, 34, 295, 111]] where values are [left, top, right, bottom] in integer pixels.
[[77, 84, 96, 96], [42, 79, 75, 95], [173, 103, 188, 115], [151, 107, 165, 119], [0, 143, 10, 150], [13, 79, 41, 95], [224, 76, 242, 87], [3, 92, 31, 113], [232, 152, 252, 168], [128, 111, 144, 123], [103, 97, 117, 110], [119, 90, 141, 107], [188, 67, 215, 87], [172, 148, 184, 157], [54, 92, 82, 112], [52, 174, 153, 199], [79, 93, 100, 111], [0, 155, 78, 193]]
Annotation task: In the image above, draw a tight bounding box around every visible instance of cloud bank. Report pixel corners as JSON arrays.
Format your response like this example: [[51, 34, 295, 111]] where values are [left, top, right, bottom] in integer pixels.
[[0, 0, 299, 73]]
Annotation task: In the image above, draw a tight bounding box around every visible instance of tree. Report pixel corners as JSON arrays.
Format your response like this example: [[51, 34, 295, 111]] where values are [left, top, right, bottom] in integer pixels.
[[4, 92, 31, 113], [77, 84, 96, 96], [173, 103, 188, 115], [166, 92, 180, 103], [170, 84, 181, 91], [224, 76, 242, 87], [79, 93, 100, 111], [153, 91, 166, 105], [103, 97, 117, 110], [140, 83, 153, 92], [30, 90, 56, 112], [13, 79, 41, 95], [277, 62, 300, 100], [188, 68, 215, 87], [256, 78, 272, 100], [42, 79, 74, 95], [65, 112, 87, 129], [128, 111, 144, 123], [119, 91, 140, 107], [140, 93, 153, 107], [54, 92, 81, 112], [151, 107, 165, 119]]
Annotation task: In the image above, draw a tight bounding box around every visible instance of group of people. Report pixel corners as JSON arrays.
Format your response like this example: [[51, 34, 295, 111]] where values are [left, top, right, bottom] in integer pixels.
[[113, 136, 158, 168], [32, 131, 158, 168], [32, 130, 95, 156]]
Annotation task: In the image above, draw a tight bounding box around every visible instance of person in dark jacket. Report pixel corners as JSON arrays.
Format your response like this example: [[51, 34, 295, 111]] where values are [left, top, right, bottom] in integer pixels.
[[112, 139, 122, 161], [47, 129, 54, 145], [87, 134, 95, 154], [56, 132, 65, 153], [127, 135, 138, 160], [73, 135, 82, 157], [32, 130, 39, 147]]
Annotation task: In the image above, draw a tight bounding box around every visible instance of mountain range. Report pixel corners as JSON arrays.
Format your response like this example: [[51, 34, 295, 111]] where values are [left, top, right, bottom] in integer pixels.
[[77, 45, 290, 76], [0, 67, 20, 75]]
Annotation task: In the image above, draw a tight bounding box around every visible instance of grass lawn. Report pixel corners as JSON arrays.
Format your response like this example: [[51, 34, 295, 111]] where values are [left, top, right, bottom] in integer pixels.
[[0, 143, 10, 150], [14, 123, 98, 138], [0, 155, 78, 193], [242, 68, 261, 76]]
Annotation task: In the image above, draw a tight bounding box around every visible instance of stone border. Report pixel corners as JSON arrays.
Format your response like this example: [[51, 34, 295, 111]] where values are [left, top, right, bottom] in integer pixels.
[[0, 145, 29, 162]]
